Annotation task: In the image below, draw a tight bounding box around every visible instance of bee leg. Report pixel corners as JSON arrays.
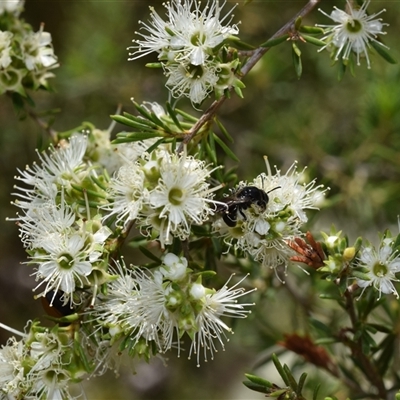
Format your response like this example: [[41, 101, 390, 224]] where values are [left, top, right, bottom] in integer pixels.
[[238, 208, 247, 221], [223, 213, 237, 227]]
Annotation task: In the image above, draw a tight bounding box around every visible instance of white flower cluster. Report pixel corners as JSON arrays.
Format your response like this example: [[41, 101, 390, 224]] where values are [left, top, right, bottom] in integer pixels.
[[0, 323, 88, 399], [0, 1, 58, 95], [214, 158, 326, 274], [128, 0, 243, 104], [12, 135, 112, 306], [7, 121, 257, 380], [10, 117, 226, 298], [317, 0, 388, 68], [103, 142, 221, 248], [90, 254, 254, 367]]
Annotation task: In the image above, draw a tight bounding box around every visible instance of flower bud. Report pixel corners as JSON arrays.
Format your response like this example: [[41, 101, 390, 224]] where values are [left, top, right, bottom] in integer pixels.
[[343, 247, 356, 261]]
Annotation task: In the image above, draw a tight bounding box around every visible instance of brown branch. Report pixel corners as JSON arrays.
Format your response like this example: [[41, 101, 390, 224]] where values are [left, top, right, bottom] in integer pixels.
[[342, 287, 387, 398], [177, 0, 321, 154]]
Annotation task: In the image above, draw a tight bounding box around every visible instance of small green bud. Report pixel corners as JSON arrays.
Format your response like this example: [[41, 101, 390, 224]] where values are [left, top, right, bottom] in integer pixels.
[[343, 247, 356, 261]]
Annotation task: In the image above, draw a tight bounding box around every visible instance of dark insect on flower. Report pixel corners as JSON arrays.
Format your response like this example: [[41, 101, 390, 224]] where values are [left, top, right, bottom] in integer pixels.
[[217, 186, 280, 227], [41, 290, 75, 319]]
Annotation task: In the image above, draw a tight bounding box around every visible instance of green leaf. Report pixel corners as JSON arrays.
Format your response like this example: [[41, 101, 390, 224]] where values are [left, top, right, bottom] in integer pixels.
[[113, 131, 162, 143], [392, 233, 400, 250], [299, 26, 324, 34], [207, 133, 218, 165], [309, 317, 332, 335], [376, 334, 395, 375], [337, 58, 346, 81], [193, 270, 217, 280], [215, 117, 234, 143], [242, 381, 269, 394], [338, 363, 357, 383], [166, 102, 183, 131], [145, 62, 163, 68], [11, 92, 26, 114], [297, 372, 307, 395], [351, 270, 371, 281], [302, 35, 326, 47], [213, 133, 239, 162], [74, 339, 93, 373], [283, 364, 298, 391], [128, 236, 151, 248], [292, 41, 301, 57], [312, 383, 321, 400], [292, 43, 302, 79], [228, 38, 255, 50], [272, 354, 290, 386], [138, 246, 162, 263], [111, 115, 156, 131], [354, 236, 363, 252], [370, 41, 397, 64], [234, 85, 244, 99], [133, 102, 154, 120], [175, 108, 198, 122], [365, 323, 392, 334], [89, 175, 108, 192], [260, 34, 289, 48], [314, 337, 338, 345], [294, 17, 302, 31], [244, 373, 273, 388], [146, 138, 165, 153]]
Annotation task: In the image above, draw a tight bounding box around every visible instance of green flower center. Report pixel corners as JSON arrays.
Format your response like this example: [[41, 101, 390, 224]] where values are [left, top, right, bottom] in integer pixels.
[[168, 187, 185, 206], [0, 70, 20, 86], [372, 262, 388, 277], [191, 31, 206, 46], [186, 64, 205, 79], [346, 19, 362, 33], [58, 253, 74, 270]]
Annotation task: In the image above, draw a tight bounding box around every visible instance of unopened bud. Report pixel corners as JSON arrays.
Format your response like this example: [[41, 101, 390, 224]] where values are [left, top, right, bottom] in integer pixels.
[[343, 247, 356, 261]]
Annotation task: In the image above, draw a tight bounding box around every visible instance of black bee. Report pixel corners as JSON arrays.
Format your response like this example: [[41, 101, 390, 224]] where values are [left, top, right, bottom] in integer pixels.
[[41, 290, 75, 319], [217, 186, 280, 227]]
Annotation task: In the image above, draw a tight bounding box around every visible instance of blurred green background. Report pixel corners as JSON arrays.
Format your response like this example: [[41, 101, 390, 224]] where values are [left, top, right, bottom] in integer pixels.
[[0, 1, 399, 399]]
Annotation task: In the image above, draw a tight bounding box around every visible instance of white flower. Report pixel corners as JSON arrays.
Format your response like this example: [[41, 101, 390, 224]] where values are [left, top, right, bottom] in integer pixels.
[[26, 368, 72, 400], [161, 253, 188, 281], [0, 0, 24, 15], [0, 337, 24, 396], [32, 233, 93, 302], [128, 0, 239, 65], [253, 160, 325, 224], [28, 332, 64, 373], [317, 0, 388, 68], [165, 60, 219, 104], [14, 134, 89, 196], [167, 0, 239, 66], [90, 260, 255, 366], [21, 25, 58, 71], [0, 31, 13, 69], [214, 158, 327, 271], [149, 150, 219, 246], [188, 274, 254, 367], [16, 201, 76, 249], [102, 161, 146, 227], [91, 262, 171, 350], [355, 239, 400, 298]]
